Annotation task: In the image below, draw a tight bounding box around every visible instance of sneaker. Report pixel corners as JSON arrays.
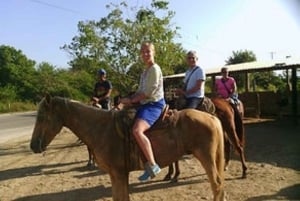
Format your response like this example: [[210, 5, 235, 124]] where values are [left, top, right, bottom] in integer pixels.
[[149, 164, 161, 178], [138, 170, 151, 182], [138, 163, 161, 182]]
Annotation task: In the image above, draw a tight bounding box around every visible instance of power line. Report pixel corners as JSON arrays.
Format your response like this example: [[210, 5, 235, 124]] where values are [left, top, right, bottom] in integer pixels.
[[30, 0, 80, 14]]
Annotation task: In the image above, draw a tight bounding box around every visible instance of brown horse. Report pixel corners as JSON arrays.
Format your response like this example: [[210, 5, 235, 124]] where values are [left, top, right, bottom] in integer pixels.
[[166, 96, 247, 181], [211, 97, 247, 178], [30, 95, 226, 201], [85, 95, 124, 167]]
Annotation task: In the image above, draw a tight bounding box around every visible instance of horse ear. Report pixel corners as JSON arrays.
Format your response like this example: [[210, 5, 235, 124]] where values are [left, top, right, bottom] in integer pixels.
[[45, 93, 52, 105]]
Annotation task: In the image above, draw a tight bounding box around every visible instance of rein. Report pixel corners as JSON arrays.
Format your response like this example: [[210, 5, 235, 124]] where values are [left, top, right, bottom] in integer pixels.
[[113, 111, 133, 173], [113, 112, 126, 139]]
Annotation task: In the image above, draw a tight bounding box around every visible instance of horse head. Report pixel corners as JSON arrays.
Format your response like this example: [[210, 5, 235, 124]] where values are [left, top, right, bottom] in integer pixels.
[[30, 94, 64, 153]]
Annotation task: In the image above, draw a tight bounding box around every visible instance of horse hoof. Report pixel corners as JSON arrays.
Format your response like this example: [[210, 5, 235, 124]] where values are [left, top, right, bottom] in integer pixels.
[[170, 178, 178, 183], [163, 175, 171, 181], [87, 163, 95, 168]]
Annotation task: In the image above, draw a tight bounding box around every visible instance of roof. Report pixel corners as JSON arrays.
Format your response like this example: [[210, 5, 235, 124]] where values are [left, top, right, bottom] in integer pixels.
[[164, 57, 300, 79]]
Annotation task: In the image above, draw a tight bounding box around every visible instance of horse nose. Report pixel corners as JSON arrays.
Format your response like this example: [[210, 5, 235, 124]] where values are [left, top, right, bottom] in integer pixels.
[[30, 138, 42, 153]]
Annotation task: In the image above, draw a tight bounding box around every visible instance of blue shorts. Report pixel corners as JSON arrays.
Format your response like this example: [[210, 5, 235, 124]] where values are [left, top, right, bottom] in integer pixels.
[[135, 98, 166, 126]]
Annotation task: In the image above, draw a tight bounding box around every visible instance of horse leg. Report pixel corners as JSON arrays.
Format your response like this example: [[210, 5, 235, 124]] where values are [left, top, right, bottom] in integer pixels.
[[172, 160, 180, 182], [226, 127, 247, 178], [193, 149, 225, 201], [75, 139, 93, 167], [163, 161, 180, 182], [227, 139, 247, 178], [87, 146, 95, 167], [109, 170, 130, 201], [163, 164, 174, 181], [224, 137, 231, 171], [238, 147, 247, 178], [222, 115, 247, 178]]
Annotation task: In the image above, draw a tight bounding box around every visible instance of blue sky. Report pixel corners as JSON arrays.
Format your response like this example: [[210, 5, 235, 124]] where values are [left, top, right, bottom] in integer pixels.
[[1, 0, 299, 70]]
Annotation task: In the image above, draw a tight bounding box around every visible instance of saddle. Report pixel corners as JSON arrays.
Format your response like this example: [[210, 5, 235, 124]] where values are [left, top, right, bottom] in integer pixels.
[[114, 104, 180, 139], [113, 105, 182, 171], [197, 97, 216, 114], [229, 99, 242, 117], [147, 105, 180, 131], [175, 96, 216, 114]]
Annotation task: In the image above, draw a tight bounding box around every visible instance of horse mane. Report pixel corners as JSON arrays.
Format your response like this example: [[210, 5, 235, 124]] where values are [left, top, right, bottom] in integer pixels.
[[42, 96, 112, 120], [53, 96, 93, 108]]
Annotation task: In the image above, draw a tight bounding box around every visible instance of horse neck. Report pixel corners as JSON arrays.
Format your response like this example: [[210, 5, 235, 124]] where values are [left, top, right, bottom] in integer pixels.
[[55, 98, 111, 142]]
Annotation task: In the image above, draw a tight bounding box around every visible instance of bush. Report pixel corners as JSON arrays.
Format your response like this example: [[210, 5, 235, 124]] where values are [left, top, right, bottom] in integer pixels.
[[0, 85, 17, 101], [0, 101, 37, 113]]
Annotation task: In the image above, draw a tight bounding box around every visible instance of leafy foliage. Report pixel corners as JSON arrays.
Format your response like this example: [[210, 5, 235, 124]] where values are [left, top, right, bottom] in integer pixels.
[[225, 50, 257, 64], [0, 46, 95, 106], [225, 50, 256, 91], [0, 2, 295, 113], [0, 45, 36, 101], [61, 0, 186, 94], [225, 50, 286, 92]]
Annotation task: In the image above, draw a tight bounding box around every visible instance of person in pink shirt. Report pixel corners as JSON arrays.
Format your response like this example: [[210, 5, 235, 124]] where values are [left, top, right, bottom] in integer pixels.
[[214, 67, 238, 104]]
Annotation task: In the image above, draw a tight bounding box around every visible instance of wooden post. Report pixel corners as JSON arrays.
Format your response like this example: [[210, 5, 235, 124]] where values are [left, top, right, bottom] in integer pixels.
[[291, 67, 298, 125], [245, 72, 250, 92]]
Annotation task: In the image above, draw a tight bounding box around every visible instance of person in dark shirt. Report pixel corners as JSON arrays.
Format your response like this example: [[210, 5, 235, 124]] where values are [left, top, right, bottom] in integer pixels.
[[91, 69, 112, 110]]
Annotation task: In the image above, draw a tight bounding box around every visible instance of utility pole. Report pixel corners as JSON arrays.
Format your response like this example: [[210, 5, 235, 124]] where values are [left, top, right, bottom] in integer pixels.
[[270, 51, 276, 60]]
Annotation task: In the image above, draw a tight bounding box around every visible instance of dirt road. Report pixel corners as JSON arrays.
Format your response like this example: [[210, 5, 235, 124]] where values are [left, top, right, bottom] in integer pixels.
[[0, 118, 299, 201]]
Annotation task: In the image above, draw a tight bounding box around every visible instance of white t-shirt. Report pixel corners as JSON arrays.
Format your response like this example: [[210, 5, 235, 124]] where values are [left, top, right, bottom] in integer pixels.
[[183, 66, 206, 98]]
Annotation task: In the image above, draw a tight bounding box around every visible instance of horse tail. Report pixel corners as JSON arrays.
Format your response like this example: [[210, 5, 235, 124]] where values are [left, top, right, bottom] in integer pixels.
[[232, 105, 245, 147]]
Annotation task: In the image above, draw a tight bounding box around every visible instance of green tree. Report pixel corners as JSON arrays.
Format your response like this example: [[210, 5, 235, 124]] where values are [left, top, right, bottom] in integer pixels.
[[0, 84, 17, 102], [34, 63, 93, 101], [59, 69, 94, 101], [225, 50, 257, 91], [62, 0, 186, 94], [225, 50, 257, 64], [33, 62, 61, 101], [0, 45, 36, 101], [0, 44, 96, 105], [225, 49, 286, 91]]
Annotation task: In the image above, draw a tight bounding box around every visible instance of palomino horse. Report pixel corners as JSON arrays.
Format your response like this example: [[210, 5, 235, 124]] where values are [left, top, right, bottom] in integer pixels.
[[166, 96, 247, 180], [30, 95, 225, 201]]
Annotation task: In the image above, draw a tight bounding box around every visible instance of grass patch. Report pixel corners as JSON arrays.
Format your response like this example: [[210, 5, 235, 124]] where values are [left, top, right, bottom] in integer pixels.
[[0, 102, 37, 113]]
